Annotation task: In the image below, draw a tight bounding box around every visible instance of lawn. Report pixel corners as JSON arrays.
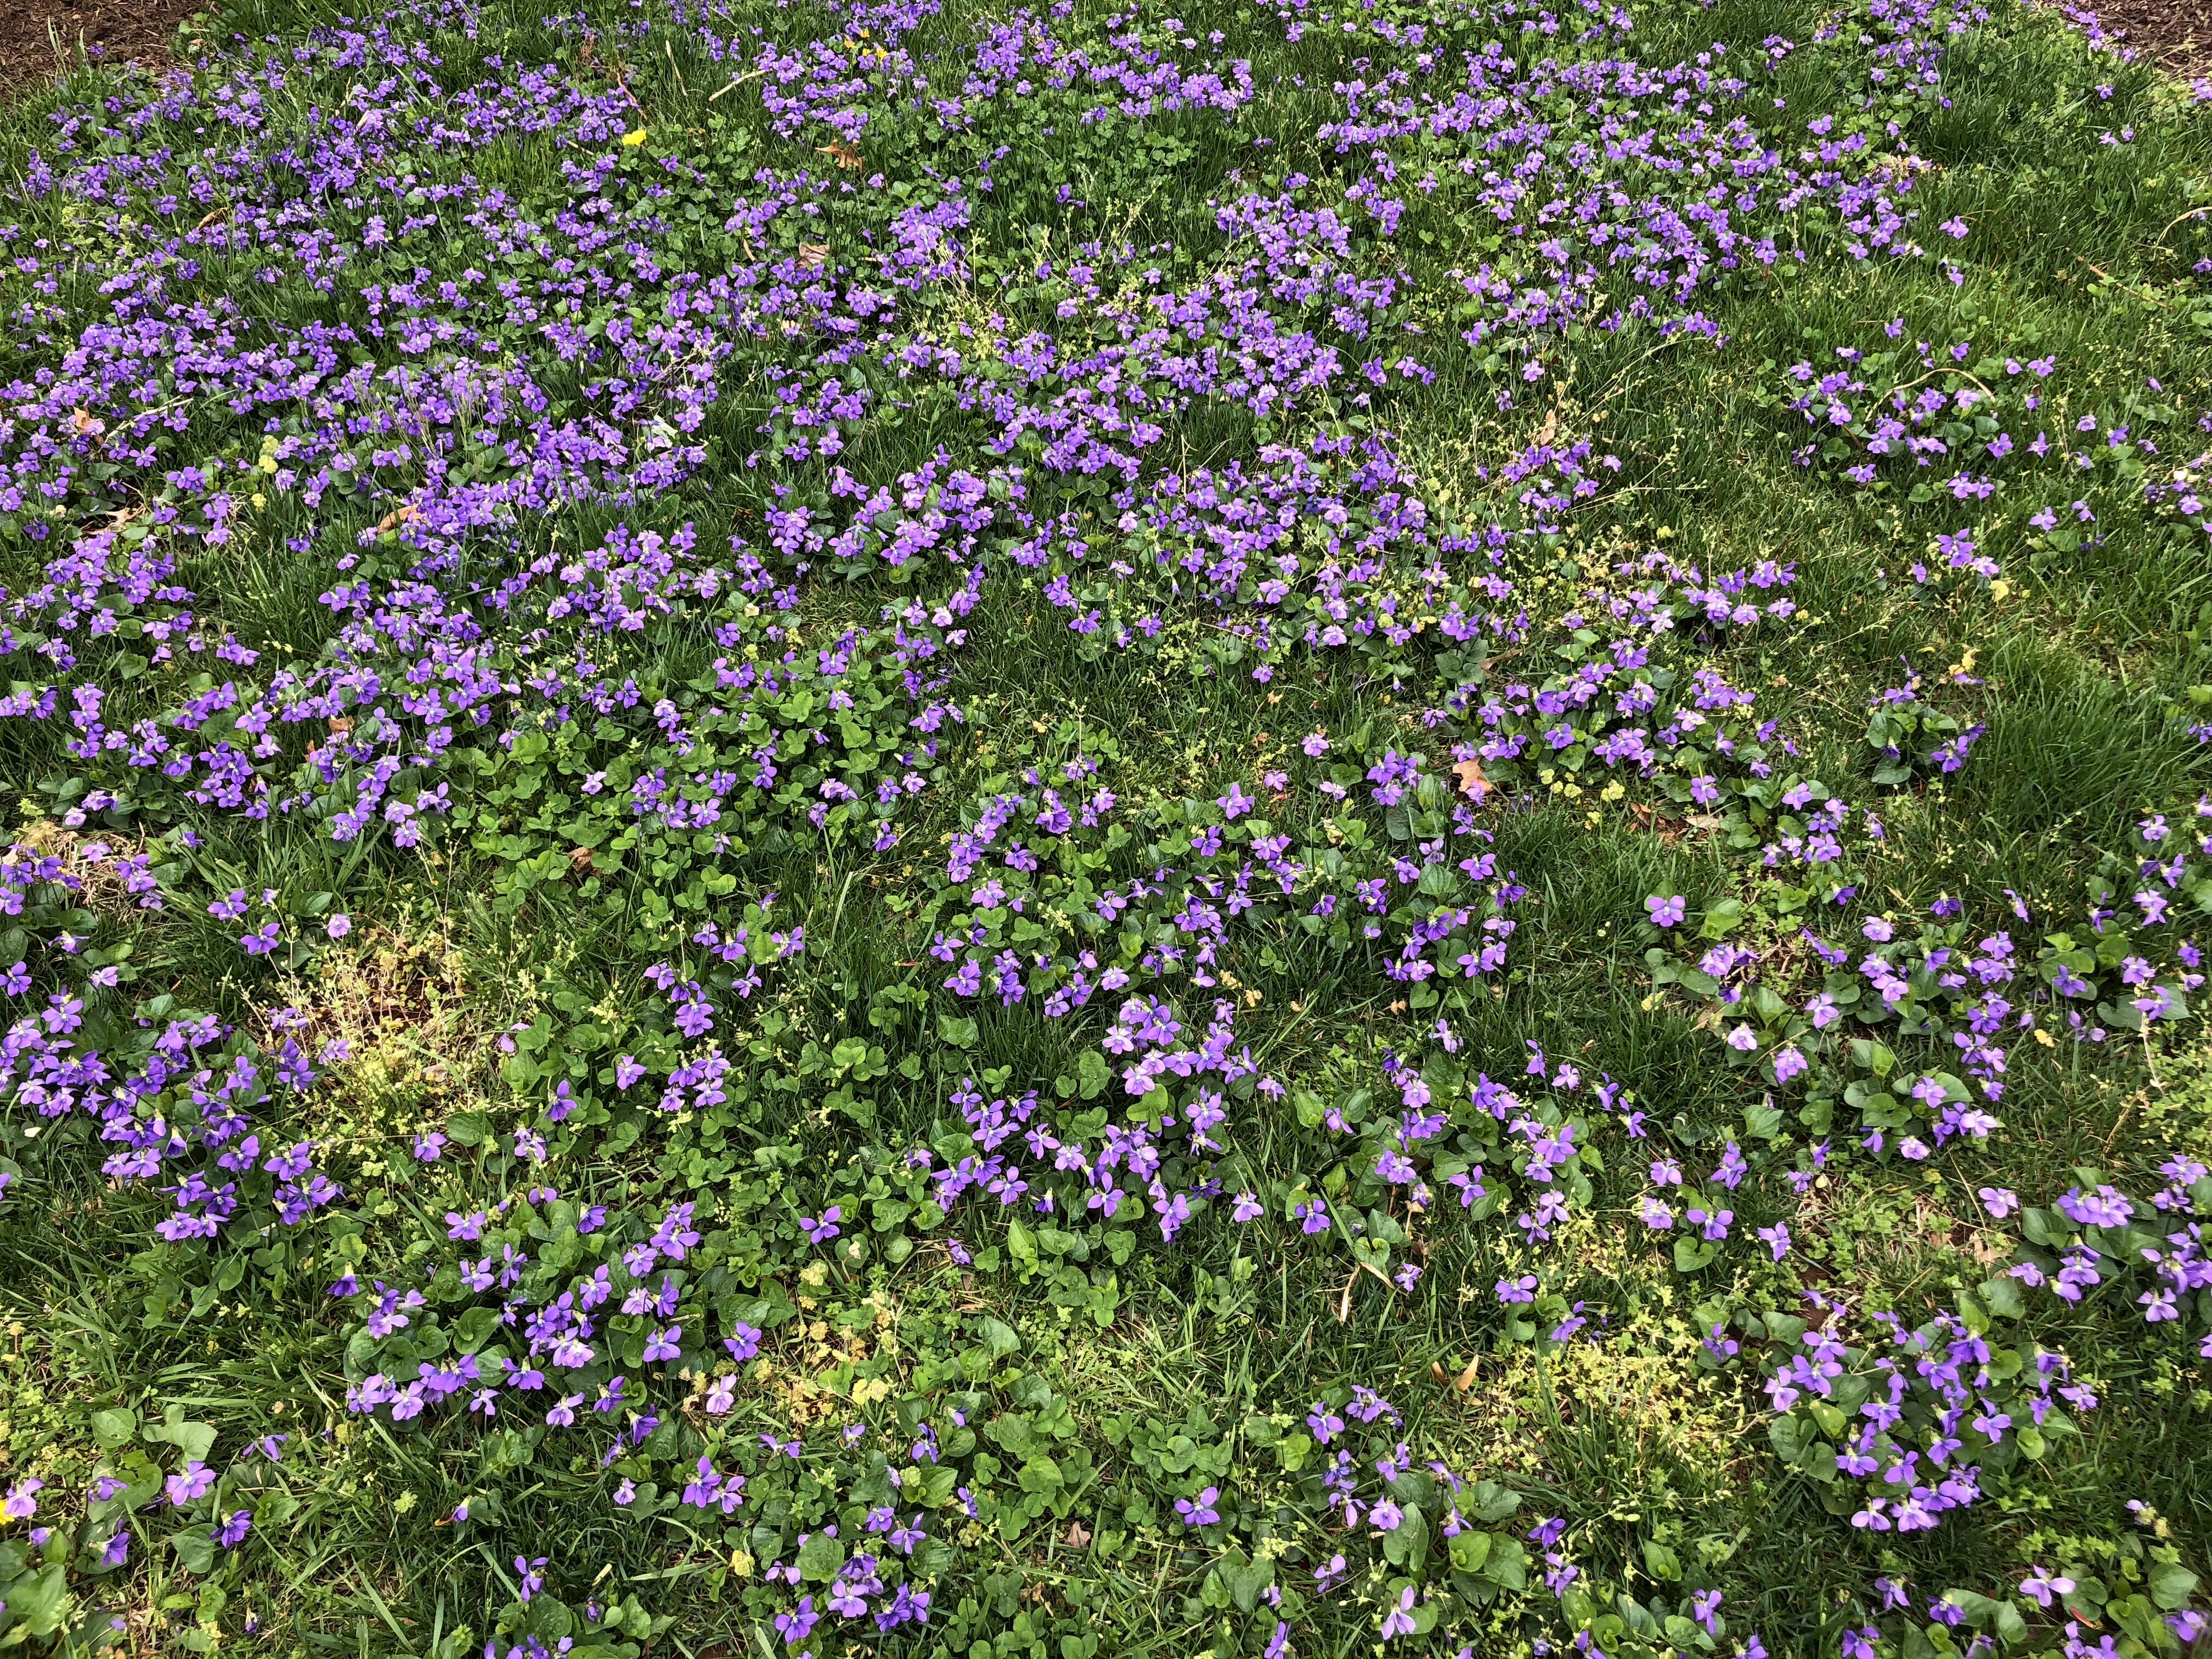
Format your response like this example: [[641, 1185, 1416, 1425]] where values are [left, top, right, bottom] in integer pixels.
[[0, 0, 2209, 1651]]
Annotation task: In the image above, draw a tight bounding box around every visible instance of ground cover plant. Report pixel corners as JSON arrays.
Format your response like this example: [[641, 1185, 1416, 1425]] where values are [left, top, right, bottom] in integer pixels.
[[1, 0, 2211, 1649]]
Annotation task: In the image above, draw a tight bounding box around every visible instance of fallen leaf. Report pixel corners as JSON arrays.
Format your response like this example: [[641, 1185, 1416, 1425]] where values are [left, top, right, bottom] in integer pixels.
[[1454, 1357, 1480, 1392], [568, 847, 595, 875], [1064, 1521, 1092, 1548], [816, 138, 862, 168], [1452, 757, 1490, 802]]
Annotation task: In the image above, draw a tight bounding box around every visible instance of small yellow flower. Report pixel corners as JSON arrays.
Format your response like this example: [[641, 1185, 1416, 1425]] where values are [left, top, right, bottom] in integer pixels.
[[621, 128, 647, 146]]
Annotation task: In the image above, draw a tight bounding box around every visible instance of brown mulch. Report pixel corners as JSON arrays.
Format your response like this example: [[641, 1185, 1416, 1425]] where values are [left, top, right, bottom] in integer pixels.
[[2077, 0, 2212, 81], [0, 0, 204, 94]]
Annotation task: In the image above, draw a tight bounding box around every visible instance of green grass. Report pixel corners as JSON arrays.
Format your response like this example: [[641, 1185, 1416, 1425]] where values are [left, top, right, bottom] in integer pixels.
[[1, 0, 2211, 1652]]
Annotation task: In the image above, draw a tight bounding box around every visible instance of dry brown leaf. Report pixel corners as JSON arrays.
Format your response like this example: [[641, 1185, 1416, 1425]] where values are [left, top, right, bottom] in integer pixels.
[[1064, 1520, 1092, 1548], [568, 847, 595, 875], [815, 138, 862, 169], [1452, 757, 1490, 802], [798, 241, 831, 267]]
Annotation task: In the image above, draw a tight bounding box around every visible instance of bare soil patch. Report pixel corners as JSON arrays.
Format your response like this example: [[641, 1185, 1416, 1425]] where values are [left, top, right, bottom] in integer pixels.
[[2085, 0, 2212, 80], [1, 0, 203, 94]]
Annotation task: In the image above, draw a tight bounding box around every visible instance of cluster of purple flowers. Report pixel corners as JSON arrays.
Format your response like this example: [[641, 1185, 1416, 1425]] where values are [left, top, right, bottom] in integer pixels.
[[1, 0, 2204, 1645], [1763, 1297, 2094, 1536], [1777, 330, 2212, 612], [2002, 1159, 2211, 1356], [1652, 850, 2204, 1175], [0, 839, 346, 1238]]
